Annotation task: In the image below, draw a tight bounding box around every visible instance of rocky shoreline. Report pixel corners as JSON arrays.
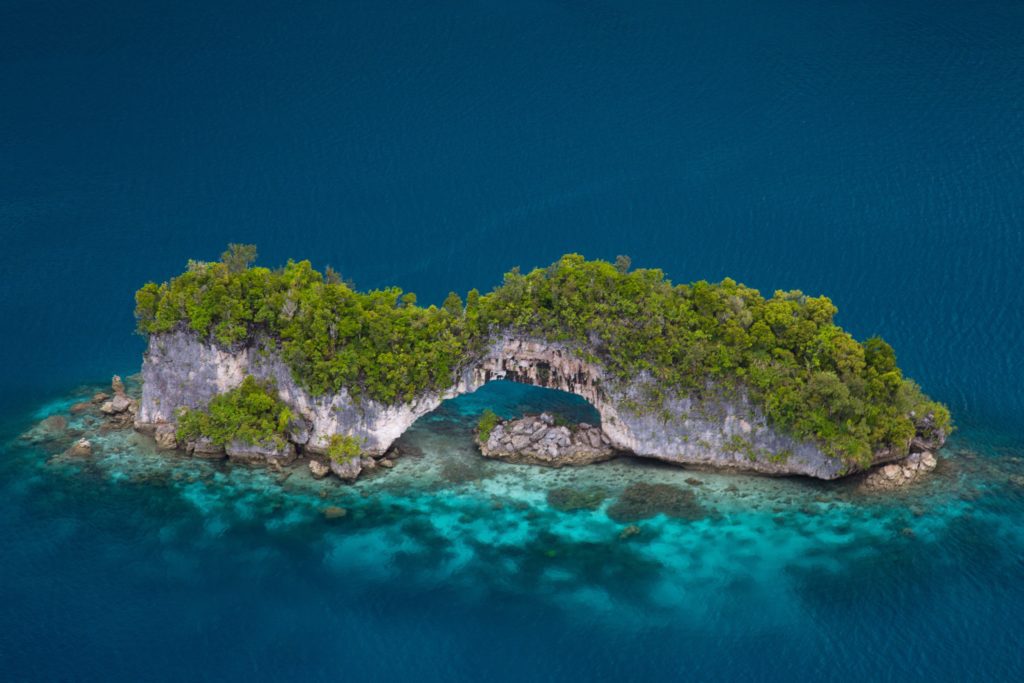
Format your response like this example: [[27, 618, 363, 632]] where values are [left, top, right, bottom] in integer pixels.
[[19, 374, 948, 492]]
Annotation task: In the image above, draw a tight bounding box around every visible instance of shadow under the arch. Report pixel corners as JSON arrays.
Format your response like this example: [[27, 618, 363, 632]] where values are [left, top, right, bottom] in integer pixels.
[[407, 379, 601, 440]]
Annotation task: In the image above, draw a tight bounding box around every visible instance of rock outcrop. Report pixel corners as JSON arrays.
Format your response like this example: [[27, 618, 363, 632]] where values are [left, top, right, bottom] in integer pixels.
[[328, 457, 363, 483], [135, 331, 946, 483], [187, 437, 225, 460], [100, 375, 137, 429], [308, 459, 331, 479], [861, 450, 938, 491], [225, 439, 296, 466], [479, 413, 615, 467], [154, 424, 178, 450]]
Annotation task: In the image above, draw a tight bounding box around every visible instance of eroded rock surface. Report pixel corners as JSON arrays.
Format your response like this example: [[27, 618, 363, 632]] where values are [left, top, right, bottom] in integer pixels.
[[307, 459, 329, 479], [329, 458, 362, 483], [154, 424, 178, 450], [861, 451, 938, 491], [480, 413, 614, 467], [225, 439, 296, 466]]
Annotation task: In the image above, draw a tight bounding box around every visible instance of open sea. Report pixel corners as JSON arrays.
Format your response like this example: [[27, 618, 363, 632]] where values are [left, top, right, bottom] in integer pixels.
[[1, 1, 1022, 680]]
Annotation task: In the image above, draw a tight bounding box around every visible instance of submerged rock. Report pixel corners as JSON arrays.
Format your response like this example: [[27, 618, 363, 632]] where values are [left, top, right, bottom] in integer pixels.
[[65, 438, 92, 457], [618, 524, 642, 540], [323, 506, 347, 520], [860, 451, 938, 491], [70, 401, 93, 415], [20, 415, 69, 443], [479, 413, 615, 467], [546, 486, 608, 512], [606, 482, 705, 522]]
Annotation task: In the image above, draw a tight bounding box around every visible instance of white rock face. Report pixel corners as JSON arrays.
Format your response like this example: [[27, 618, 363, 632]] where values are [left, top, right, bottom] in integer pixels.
[[135, 331, 917, 480]]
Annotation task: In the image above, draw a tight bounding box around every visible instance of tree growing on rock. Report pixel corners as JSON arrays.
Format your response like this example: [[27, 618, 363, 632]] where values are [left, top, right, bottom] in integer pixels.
[[221, 243, 258, 273]]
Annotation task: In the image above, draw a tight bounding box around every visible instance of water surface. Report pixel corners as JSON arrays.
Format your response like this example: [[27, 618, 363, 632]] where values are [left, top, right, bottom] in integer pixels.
[[1, 0, 1023, 680]]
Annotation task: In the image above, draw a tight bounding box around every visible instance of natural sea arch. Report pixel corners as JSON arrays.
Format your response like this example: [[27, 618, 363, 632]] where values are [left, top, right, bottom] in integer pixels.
[[401, 378, 603, 446], [138, 331, 848, 479]]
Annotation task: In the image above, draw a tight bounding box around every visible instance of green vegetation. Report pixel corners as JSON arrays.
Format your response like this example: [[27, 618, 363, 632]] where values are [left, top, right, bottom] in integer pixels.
[[176, 376, 292, 448], [325, 434, 363, 464], [477, 409, 500, 442], [138, 248, 951, 469]]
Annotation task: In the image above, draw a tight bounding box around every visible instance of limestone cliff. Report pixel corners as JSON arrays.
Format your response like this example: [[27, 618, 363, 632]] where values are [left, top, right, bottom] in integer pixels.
[[136, 331, 943, 480]]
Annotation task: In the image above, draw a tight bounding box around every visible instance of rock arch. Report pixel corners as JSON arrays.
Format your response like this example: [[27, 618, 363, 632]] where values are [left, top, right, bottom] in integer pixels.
[[136, 331, 848, 479]]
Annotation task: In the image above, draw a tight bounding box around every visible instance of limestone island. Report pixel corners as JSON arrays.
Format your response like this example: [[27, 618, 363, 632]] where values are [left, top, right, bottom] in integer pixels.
[[119, 245, 948, 490]]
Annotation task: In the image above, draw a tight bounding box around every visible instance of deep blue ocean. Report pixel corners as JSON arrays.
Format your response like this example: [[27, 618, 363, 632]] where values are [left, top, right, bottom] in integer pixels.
[[2, 0, 1023, 680]]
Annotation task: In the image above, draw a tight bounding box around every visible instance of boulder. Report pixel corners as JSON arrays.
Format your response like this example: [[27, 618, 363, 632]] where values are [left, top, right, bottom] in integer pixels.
[[101, 394, 133, 415], [91, 392, 110, 404], [65, 438, 92, 457], [308, 459, 331, 479], [861, 451, 939, 491], [189, 437, 226, 460], [478, 414, 615, 467], [329, 458, 362, 483], [111, 375, 126, 397], [154, 424, 178, 450]]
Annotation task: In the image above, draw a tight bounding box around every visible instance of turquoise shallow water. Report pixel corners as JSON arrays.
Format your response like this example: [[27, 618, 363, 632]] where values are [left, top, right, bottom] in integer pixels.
[[2, 0, 1024, 680], [3, 381, 1024, 680]]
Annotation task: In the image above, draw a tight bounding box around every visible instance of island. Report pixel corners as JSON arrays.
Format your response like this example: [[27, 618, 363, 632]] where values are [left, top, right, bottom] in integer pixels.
[[126, 245, 949, 486]]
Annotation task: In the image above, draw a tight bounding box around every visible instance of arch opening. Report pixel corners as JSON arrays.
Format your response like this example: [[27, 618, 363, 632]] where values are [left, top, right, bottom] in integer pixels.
[[401, 379, 601, 445]]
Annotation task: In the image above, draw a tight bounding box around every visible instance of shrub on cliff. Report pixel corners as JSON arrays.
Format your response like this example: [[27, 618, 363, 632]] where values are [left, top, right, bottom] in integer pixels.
[[326, 434, 363, 464], [477, 409, 500, 442], [138, 250, 950, 470], [176, 376, 292, 448]]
